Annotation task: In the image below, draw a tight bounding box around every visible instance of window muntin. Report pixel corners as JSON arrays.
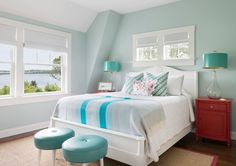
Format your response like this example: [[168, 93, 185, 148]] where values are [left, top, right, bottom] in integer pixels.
[[0, 44, 15, 96], [133, 26, 195, 66]]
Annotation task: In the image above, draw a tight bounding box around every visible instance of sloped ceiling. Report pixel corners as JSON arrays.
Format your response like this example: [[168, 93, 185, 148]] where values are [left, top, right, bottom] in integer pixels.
[[0, 0, 97, 32], [0, 0, 180, 32]]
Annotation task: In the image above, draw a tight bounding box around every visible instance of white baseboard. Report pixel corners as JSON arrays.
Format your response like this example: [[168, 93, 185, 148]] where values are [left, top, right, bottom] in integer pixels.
[[231, 131, 236, 140], [0, 121, 49, 139]]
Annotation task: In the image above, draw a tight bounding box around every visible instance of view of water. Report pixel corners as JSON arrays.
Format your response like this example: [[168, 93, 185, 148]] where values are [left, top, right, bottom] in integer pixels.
[[0, 74, 60, 88]]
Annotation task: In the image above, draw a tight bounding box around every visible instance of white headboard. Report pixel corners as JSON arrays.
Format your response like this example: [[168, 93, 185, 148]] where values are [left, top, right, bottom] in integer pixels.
[[144, 66, 198, 99]]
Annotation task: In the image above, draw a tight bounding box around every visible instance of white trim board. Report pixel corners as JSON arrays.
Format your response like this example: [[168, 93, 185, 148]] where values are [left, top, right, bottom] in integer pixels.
[[0, 121, 49, 139]]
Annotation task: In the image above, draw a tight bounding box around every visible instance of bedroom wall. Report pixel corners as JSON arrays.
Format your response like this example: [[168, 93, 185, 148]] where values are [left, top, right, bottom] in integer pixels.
[[110, 0, 236, 131], [0, 12, 86, 131], [86, 10, 121, 93]]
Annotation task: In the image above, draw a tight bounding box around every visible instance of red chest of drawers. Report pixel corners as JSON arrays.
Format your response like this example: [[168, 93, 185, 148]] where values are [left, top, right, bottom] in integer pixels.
[[196, 97, 232, 146]]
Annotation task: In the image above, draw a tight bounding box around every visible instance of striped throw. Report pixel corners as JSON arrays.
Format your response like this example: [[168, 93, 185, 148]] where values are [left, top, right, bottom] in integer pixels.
[[146, 72, 169, 96], [122, 73, 144, 94]]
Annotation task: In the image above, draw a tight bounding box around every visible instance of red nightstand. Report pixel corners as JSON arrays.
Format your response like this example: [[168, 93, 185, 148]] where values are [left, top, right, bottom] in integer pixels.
[[196, 97, 232, 146]]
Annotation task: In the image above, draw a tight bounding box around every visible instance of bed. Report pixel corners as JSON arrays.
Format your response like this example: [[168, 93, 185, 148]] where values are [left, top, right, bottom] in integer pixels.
[[50, 66, 198, 166]]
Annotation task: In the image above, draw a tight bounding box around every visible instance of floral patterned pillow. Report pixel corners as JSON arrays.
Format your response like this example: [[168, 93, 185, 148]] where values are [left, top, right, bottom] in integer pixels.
[[131, 80, 156, 96]]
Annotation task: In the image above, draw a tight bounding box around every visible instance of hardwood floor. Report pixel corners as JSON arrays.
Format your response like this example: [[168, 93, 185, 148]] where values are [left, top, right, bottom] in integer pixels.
[[0, 131, 235, 166], [175, 133, 236, 166]]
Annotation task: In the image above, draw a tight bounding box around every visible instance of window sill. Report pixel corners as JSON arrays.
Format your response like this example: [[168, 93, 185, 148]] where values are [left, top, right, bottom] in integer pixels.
[[133, 59, 195, 67], [0, 93, 70, 107]]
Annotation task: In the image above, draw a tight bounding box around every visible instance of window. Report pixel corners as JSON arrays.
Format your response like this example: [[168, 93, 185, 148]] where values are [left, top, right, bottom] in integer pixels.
[[136, 36, 160, 61], [0, 44, 15, 96], [23, 48, 65, 94], [133, 26, 195, 67], [0, 17, 71, 104]]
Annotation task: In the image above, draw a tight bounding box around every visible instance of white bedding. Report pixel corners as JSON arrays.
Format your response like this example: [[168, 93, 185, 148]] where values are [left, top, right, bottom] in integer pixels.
[[53, 92, 194, 162], [98, 92, 194, 161]]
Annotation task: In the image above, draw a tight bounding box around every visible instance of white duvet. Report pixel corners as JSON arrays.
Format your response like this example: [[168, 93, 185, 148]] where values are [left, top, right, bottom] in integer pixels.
[[53, 91, 194, 161]]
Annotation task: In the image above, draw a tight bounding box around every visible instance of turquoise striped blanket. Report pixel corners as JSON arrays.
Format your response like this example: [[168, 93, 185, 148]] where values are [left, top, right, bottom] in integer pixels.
[[54, 93, 165, 137]]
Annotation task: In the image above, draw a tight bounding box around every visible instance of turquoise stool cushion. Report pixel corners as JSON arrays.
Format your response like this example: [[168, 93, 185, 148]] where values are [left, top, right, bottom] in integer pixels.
[[34, 128, 75, 150], [62, 135, 108, 163]]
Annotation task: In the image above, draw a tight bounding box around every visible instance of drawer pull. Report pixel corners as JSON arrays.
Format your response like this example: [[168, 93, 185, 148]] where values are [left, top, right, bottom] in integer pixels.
[[210, 105, 214, 109]]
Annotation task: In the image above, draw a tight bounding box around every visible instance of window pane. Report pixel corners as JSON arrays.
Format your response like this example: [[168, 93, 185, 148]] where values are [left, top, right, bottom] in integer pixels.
[[136, 46, 159, 61], [164, 42, 190, 60], [24, 48, 62, 65], [0, 63, 11, 96], [0, 44, 12, 62], [24, 48, 37, 63], [24, 65, 61, 93]]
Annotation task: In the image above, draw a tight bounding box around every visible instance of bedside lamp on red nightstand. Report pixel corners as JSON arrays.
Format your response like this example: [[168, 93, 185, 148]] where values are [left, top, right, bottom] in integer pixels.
[[104, 60, 121, 91], [203, 52, 228, 99]]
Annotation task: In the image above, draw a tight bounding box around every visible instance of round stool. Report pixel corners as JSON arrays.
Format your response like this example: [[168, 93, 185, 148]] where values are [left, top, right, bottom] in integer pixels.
[[62, 135, 108, 166], [34, 127, 75, 166]]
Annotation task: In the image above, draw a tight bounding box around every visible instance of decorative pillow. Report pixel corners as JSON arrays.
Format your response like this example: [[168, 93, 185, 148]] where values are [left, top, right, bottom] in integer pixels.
[[167, 75, 184, 96], [131, 80, 156, 96], [131, 81, 147, 96], [121, 73, 144, 94], [146, 72, 169, 96]]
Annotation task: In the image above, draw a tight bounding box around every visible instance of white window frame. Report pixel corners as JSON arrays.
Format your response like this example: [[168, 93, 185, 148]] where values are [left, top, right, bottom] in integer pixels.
[[0, 17, 71, 106], [133, 26, 195, 67]]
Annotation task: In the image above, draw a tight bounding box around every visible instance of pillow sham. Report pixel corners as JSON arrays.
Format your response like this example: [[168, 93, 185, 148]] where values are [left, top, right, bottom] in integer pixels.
[[167, 75, 184, 96], [121, 73, 144, 94], [146, 72, 169, 96]]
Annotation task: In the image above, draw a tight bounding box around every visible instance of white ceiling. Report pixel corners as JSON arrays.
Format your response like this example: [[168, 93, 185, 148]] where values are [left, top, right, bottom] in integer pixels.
[[0, 0, 97, 32], [0, 0, 180, 32], [68, 0, 180, 14]]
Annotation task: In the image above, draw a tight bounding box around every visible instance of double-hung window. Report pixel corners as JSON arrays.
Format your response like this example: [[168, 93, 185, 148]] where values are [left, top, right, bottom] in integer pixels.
[[0, 17, 71, 105], [23, 29, 69, 95], [133, 26, 195, 67]]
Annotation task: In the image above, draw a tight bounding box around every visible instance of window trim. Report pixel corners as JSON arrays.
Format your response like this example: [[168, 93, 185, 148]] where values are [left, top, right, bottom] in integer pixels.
[[133, 25, 195, 67], [0, 17, 71, 105]]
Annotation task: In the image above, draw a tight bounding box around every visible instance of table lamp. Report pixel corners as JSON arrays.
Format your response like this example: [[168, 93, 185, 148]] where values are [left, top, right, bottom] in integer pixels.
[[104, 61, 121, 73], [104, 60, 121, 90], [203, 52, 228, 99]]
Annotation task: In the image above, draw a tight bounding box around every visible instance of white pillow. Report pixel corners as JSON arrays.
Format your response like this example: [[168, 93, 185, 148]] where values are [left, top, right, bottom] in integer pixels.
[[167, 75, 184, 96]]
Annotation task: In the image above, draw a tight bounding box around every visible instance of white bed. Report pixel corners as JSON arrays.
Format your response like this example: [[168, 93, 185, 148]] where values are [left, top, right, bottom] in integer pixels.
[[50, 66, 198, 166]]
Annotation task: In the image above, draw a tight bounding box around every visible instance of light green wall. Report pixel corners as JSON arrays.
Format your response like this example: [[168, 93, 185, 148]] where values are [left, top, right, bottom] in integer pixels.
[[110, 0, 236, 131], [1, 0, 236, 133], [86, 10, 121, 92], [0, 12, 86, 130]]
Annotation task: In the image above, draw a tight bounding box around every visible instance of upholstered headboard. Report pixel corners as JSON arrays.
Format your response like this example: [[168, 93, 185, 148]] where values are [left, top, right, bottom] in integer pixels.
[[143, 66, 198, 99]]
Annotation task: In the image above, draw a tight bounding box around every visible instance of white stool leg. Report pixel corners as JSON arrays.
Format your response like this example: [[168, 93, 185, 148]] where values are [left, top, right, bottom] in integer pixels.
[[82, 163, 89, 166], [52, 150, 56, 166], [100, 158, 104, 166], [38, 149, 41, 166]]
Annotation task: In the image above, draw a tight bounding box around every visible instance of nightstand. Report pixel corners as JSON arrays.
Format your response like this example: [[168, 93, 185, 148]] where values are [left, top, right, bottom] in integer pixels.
[[196, 97, 232, 146]]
